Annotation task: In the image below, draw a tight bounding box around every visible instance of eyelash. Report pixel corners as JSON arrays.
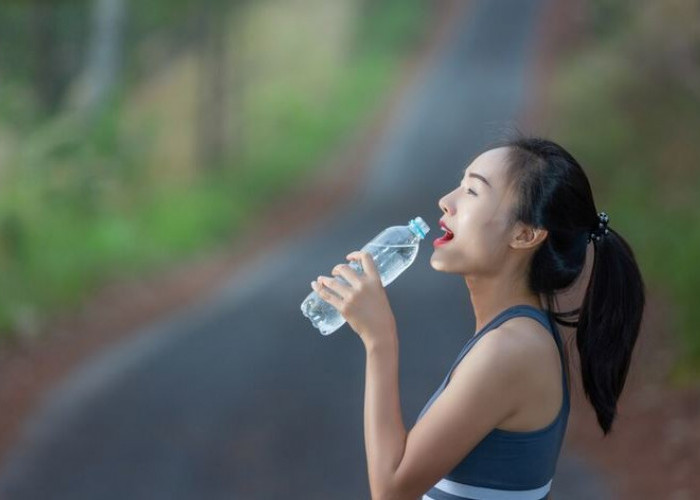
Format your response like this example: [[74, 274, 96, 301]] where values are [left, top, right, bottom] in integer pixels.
[[459, 182, 478, 196]]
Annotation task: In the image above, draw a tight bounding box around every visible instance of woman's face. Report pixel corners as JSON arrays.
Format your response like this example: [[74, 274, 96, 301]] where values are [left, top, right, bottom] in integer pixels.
[[430, 147, 518, 277]]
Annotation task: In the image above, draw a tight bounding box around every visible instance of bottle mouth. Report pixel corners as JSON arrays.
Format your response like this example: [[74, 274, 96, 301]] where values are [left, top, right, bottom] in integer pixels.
[[409, 217, 430, 239]]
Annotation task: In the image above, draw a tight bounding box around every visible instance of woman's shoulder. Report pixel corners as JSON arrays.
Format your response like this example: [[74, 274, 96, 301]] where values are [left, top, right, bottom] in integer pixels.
[[461, 319, 555, 375], [450, 315, 561, 388], [495, 314, 557, 352], [470, 317, 561, 386], [474, 319, 565, 431]]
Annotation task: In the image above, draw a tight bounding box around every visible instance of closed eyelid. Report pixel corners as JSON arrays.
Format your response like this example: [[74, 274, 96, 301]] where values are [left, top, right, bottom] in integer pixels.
[[459, 183, 478, 196], [460, 180, 476, 190]]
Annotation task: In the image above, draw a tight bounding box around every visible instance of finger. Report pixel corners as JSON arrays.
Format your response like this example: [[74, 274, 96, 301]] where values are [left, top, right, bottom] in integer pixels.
[[357, 251, 380, 280], [346, 250, 365, 262], [346, 250, 367, 276], [331, 264, 362, 287], [311, 279, 342, 309], [317, 275, 352, 299]]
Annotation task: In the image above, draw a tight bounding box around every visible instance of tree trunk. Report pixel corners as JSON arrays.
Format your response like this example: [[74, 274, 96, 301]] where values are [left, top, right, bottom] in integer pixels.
[[31, 1, 61, 114], [195, 0, 229, 171], [73, 0, 127, 115]]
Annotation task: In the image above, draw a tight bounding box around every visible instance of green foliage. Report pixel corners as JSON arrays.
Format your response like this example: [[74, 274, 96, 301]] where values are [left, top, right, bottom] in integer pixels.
[[353, 0, 428, 57]]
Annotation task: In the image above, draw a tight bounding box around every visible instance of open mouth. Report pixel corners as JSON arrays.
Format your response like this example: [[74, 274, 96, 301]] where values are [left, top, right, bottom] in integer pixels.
[[434, 221, 454, 246]]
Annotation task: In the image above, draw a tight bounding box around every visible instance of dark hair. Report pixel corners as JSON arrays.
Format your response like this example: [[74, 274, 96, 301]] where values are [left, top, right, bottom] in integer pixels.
[[490, 132, 646, 436]]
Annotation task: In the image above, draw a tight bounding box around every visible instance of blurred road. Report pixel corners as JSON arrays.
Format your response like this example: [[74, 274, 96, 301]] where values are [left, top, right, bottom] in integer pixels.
[[0, 1, 614, 498]]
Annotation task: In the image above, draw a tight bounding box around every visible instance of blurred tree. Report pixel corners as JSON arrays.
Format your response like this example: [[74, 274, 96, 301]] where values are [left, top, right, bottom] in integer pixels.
[[70, 0, 127, 116], [29, 1, 88, 115], [0, 1, 89, 118], [195, 0, 230, 170], [30, 1, 62, 113]]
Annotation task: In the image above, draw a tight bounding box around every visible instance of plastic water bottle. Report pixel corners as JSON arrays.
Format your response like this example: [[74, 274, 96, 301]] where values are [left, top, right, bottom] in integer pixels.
[[301, 216, 430, 336]]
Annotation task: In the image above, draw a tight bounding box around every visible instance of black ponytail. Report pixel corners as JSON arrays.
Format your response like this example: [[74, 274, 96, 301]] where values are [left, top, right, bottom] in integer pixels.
[[491, 132, 646, 436], [577, 227, 645, 434]]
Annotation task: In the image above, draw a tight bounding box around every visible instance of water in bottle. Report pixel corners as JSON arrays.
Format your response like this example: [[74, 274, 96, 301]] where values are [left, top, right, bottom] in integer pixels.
[[300, 216, 430, 335]]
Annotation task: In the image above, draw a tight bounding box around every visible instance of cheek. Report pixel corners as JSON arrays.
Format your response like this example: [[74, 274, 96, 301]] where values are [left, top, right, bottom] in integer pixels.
[[456, 208, 492, 241], [462, 214, 509, 258]]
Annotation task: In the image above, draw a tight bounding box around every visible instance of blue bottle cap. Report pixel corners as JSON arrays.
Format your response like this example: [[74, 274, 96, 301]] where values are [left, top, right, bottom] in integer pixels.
[[409, 217, 430, 239]]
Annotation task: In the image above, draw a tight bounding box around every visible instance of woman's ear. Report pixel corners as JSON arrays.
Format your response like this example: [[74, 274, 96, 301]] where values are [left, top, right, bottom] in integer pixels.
[[510, 222, 548, 251]]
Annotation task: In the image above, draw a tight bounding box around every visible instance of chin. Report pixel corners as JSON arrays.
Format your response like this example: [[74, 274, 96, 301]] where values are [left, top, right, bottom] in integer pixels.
[[431, 249, 473, 275], [429, 252, 452, 273]]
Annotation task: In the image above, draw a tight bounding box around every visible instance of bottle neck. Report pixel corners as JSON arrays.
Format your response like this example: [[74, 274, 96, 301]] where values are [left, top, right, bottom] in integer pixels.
[[408, 220, 426, 240]]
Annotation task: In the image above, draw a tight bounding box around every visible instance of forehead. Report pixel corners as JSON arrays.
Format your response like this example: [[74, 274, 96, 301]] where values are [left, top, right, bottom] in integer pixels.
[[462, 147, 510, 190]]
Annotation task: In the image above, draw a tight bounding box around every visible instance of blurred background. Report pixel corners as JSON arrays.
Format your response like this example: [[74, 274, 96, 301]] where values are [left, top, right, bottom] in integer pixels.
[[0, 0, 698, 498], [0, 0, 426, 338]]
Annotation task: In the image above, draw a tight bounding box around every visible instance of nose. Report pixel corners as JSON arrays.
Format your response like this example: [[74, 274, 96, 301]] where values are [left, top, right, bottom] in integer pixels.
[[439, 193, 453, 215]]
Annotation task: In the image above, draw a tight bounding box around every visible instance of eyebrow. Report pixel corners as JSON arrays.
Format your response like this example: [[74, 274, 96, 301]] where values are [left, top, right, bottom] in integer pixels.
[[462, 169, 492, 188]]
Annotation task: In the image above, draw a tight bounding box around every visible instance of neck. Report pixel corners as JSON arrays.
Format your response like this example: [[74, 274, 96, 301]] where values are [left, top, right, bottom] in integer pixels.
[[464, 274, 543, 334]]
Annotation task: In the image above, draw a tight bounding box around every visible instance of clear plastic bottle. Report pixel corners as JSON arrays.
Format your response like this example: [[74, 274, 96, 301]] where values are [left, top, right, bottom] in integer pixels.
[[301, 217, 430, 335]]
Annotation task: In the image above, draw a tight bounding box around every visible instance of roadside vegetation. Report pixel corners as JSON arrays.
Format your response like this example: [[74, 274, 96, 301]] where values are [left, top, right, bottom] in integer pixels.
[[0, 0, 429, 344], [549, 0, 700, 383]]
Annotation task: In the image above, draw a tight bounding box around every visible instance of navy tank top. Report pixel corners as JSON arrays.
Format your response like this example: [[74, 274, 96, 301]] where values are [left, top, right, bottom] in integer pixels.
[[416, 304, 570, 500]]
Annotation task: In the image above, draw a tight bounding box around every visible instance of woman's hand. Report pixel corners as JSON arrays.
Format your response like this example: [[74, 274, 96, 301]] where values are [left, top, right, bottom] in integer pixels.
[[311, 250, 397, 348]]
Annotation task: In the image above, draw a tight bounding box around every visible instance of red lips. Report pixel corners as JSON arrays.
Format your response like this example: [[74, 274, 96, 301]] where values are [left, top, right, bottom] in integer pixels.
[[434, 219, 454, 247], [439, 219, 453, 233]]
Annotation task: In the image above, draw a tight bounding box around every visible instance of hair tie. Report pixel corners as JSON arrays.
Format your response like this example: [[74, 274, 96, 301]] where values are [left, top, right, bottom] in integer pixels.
[[588, 211, 610, 243]]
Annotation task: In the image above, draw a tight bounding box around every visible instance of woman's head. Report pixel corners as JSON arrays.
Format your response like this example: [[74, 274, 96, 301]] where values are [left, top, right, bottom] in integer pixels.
[[435, 133, 646, 436], [431, 145, 549, 282]]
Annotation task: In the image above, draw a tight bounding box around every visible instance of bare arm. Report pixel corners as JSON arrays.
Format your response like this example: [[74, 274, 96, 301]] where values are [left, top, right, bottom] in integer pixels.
[[364, 336, 407, 499]]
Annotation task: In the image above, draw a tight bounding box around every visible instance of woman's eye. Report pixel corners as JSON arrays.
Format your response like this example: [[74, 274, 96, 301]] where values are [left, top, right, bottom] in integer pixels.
[[467, 188, 478, 196]]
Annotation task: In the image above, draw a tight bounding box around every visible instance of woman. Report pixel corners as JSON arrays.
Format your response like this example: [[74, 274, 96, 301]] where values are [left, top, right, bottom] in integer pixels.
[[310, 135, 646, 500]]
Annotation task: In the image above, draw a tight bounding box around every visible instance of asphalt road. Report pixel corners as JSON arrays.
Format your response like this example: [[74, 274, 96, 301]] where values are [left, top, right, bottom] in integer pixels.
[[0, 1, 615, 498]]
